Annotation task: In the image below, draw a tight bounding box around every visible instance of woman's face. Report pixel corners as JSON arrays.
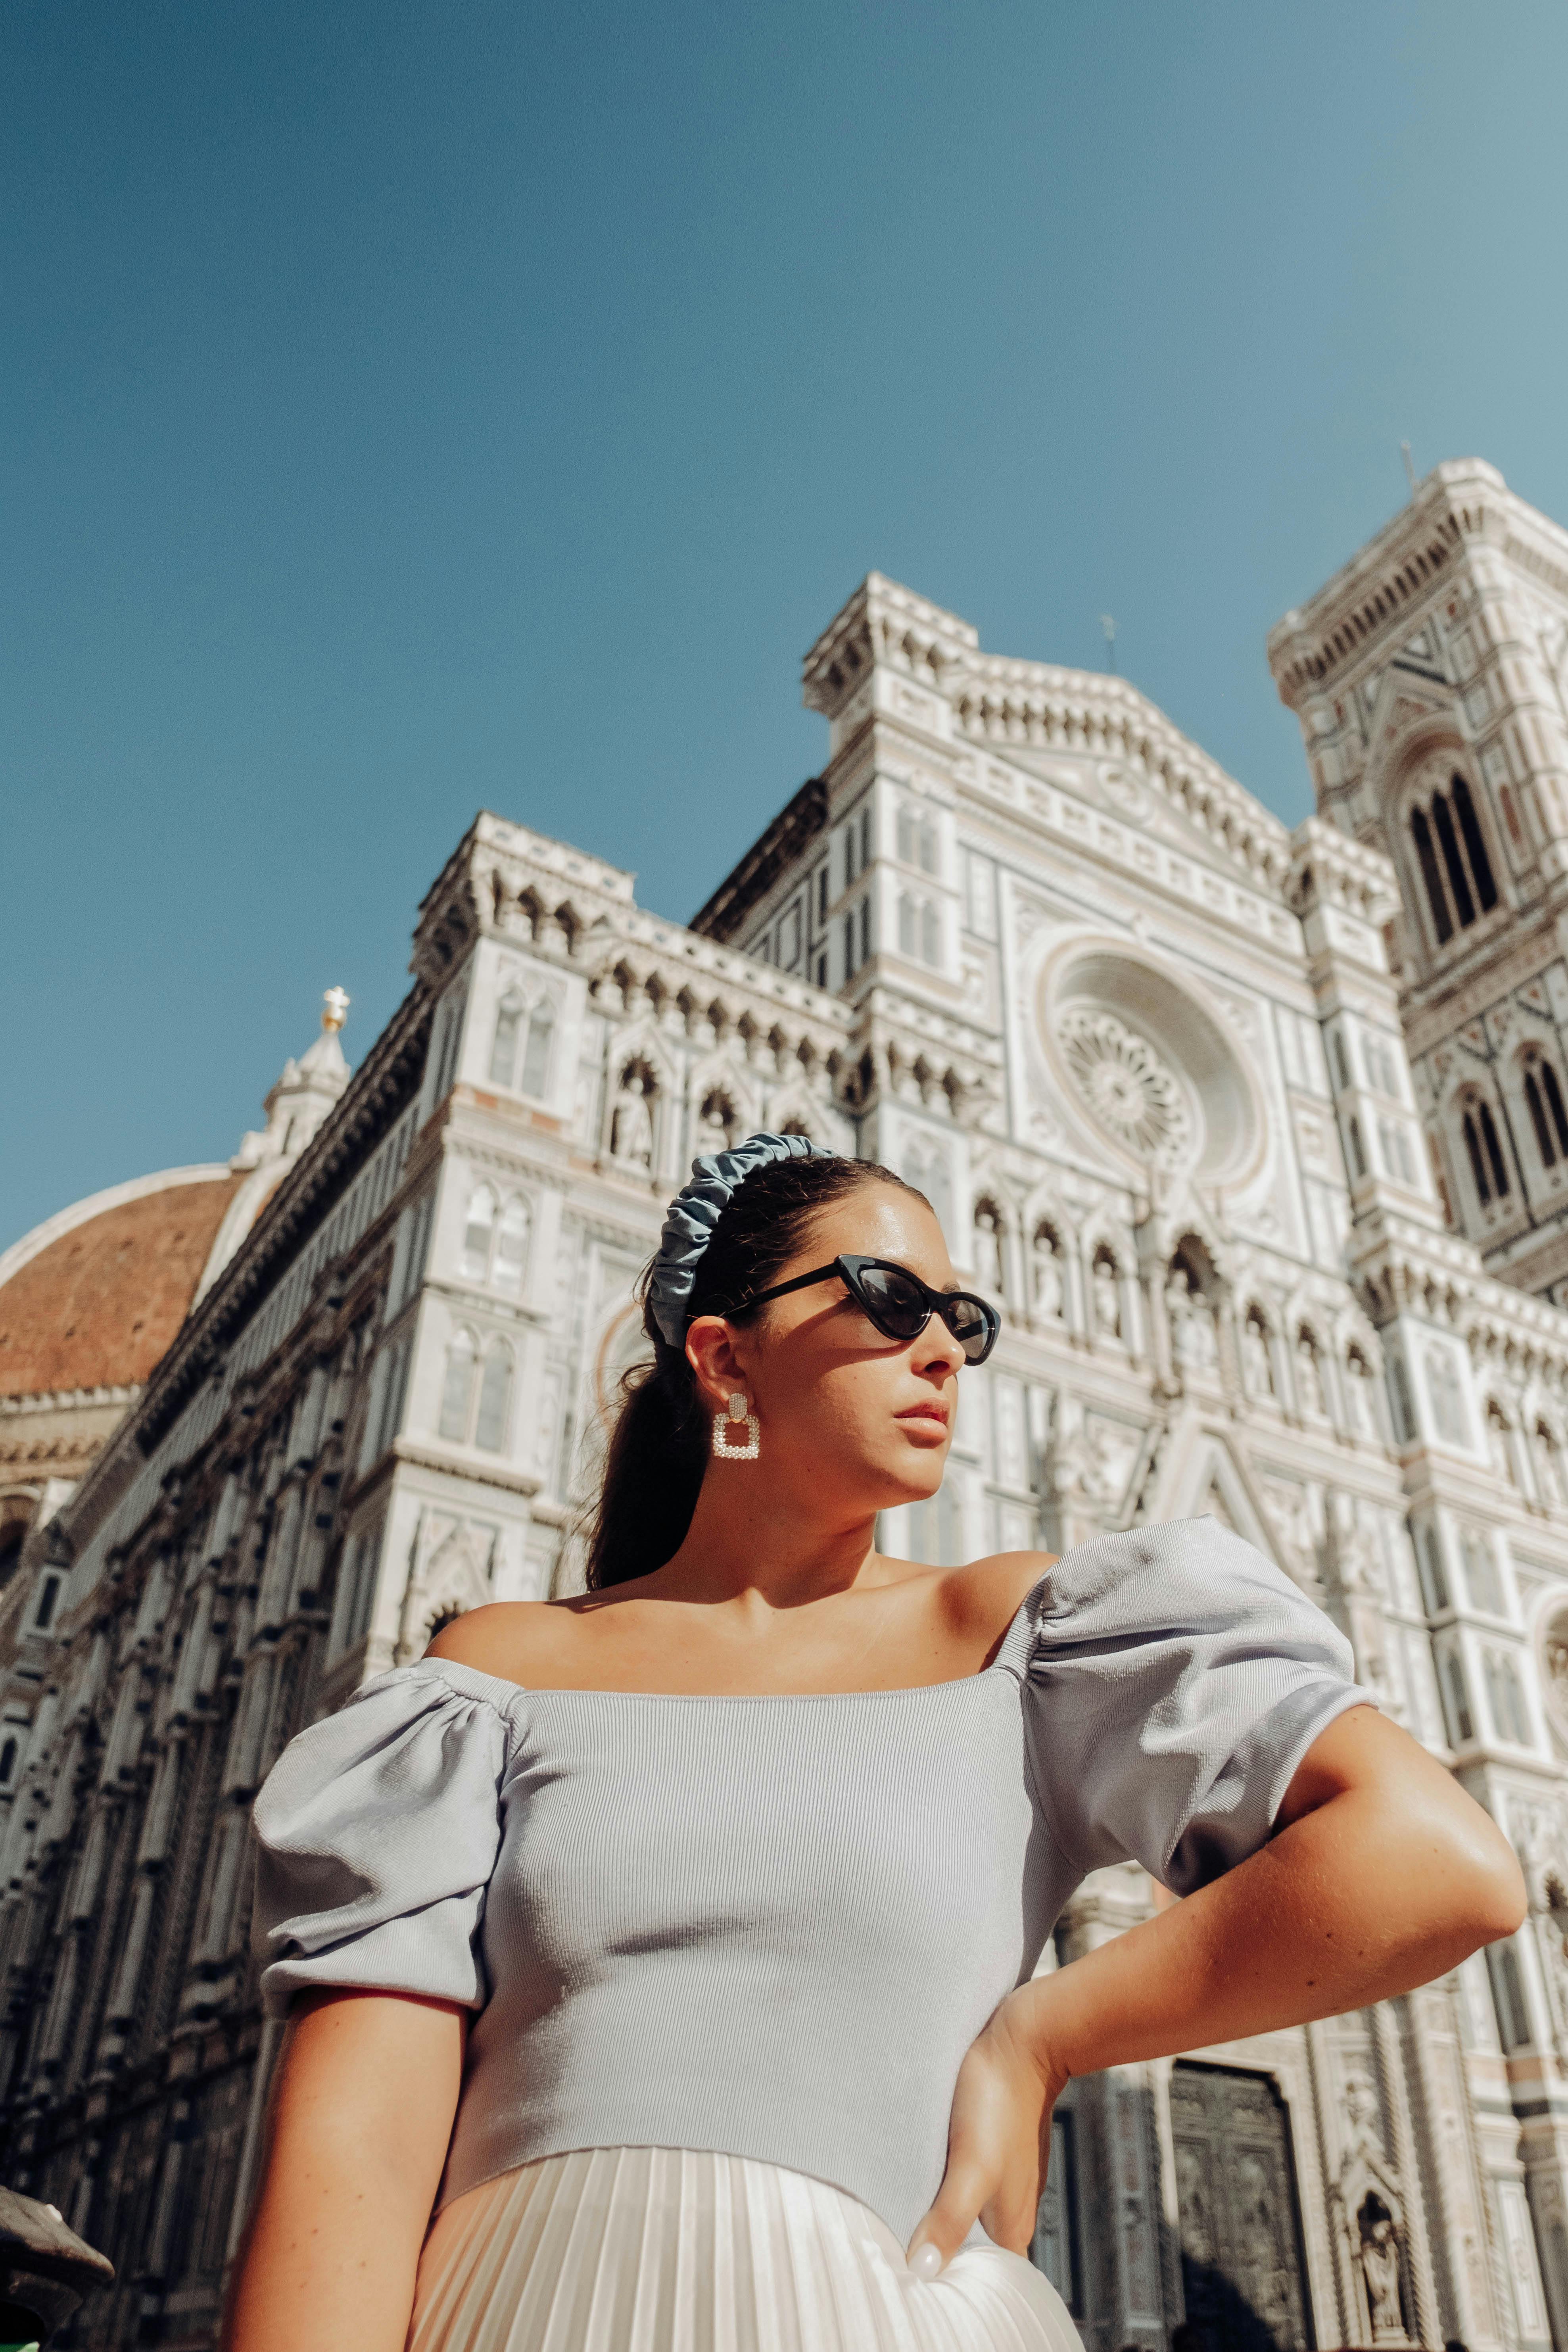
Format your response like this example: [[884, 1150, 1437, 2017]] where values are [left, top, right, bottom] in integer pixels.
[[687, 1182, 969, 1518]]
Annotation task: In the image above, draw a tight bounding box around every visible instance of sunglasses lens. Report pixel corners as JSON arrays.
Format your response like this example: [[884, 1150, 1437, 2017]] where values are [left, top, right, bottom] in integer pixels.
[[943, 1296, 994, 1363], [853, 1264, 930, 1338]]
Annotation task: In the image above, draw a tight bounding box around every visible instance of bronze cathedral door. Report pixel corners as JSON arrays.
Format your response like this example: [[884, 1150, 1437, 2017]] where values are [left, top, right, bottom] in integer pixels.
[[1170, 2063, 1313, 2352]]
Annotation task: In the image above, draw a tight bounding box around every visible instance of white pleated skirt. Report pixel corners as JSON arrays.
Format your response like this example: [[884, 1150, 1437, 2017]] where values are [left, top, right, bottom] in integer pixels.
[[407, 2147, 1082, 2352]]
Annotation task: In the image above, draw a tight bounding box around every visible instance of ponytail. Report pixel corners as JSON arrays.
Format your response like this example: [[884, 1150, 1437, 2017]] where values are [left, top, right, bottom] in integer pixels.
[[584, 1152, 919, 1588]]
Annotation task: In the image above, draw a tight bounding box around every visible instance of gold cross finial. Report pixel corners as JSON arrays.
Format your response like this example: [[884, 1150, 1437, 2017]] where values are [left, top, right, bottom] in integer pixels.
[[322, 986, 350, 1033]]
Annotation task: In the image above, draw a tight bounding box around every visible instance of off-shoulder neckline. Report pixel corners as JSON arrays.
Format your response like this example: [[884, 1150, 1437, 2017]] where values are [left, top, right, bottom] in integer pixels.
[[397, 1522, 1214, 1711]]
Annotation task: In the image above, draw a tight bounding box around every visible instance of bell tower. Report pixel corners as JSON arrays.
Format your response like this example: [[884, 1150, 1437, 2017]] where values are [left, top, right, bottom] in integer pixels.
[[1270, 459, 1568, 1303]]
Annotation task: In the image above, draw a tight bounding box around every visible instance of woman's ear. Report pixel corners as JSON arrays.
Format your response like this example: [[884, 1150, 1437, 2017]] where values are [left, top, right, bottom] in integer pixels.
[[685, 1315, 752, 1416]]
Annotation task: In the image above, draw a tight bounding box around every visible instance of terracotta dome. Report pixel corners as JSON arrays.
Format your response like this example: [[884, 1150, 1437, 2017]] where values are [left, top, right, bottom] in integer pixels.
[[0, 1169, 247, 1402], [0, 993, 352, 1534]]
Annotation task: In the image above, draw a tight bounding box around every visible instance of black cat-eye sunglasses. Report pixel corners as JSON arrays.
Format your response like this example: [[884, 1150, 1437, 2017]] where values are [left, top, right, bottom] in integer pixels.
[[717, 1254, 1001, 1367]]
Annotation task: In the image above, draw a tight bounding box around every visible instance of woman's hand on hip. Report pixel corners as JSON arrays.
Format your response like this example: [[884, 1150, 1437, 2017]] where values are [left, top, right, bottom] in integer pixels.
[[906, 1991, 1063, 2276]]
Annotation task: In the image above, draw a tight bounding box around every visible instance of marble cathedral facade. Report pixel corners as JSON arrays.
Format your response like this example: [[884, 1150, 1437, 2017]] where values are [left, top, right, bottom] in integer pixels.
[[6, 458, 1568, 2352]]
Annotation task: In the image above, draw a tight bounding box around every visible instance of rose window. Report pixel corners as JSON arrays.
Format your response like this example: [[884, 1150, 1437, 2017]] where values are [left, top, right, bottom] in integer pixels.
[[1057, 1006, 1192, 1166]]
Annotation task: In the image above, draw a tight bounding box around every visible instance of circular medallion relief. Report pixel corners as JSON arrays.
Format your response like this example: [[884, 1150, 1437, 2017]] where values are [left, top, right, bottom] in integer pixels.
[[1057, 1005, 1192, 1167], [1035, 938, 1264, 1190]]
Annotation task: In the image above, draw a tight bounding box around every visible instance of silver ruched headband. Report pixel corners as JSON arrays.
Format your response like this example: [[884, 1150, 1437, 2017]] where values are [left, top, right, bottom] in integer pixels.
[[648, 1131, 835, 1347]]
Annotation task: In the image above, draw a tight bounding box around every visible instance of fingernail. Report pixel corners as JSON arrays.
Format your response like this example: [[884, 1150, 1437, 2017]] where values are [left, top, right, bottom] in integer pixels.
[[909, 2242, 944, 2280]]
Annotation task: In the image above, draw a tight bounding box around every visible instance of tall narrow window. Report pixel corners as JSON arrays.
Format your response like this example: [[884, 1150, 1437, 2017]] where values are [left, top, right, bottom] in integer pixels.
[[519, 999, 554, 1098], [1501, 784, 1524, 847], [844, 913, 856, 977], [817, 866, 828, 922], [918, 815, 937, 873], [1441, 1649, 1474, 1745], [1526, 1068, 1557, 1169], [474, 1342, 513, 1453], [489, 994, 524, 1088], [1544, 1062, 1568, 1156], [1499, 1654, 1530, 1745], [897, 807, 916, 864], [898, 893, 916, 956], [1487, 1940, 1531, 2050], [461, 1185, 496, 1282], [1412, 807, 1452, 943], [1416, 1523, 1449, 1615], [1463, 1109, 1491, 1204], [439, 1329, 477, 1442], [921, 901, 939, 964], [1479, 1101, 1510, 1196], [859, 897, 871, 965], [1451, 776, 1497, 911], [493, 1198, 530, 1297], [1432, 793, 1476, 927], [1347, 1115, 1367, 1179], [1332, 1031, 1352, 1091]]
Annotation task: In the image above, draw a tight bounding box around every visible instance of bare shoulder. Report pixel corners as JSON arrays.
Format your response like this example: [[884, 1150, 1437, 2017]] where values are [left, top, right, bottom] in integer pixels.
[[936, 1549, 1058, 1652], [425, 1599, 577, 1684]]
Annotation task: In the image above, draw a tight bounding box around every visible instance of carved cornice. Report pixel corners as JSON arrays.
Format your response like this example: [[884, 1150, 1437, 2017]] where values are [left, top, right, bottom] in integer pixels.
[[1350, 1207, 1568, 1384], [1288, 816, 1400, 930], [1268, 459, 1568, 706], [800, 572, 1293, 896]]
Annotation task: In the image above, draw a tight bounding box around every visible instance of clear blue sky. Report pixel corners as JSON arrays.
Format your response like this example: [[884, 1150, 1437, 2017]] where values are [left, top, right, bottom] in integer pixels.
[[6, 0, 1567, 1248]]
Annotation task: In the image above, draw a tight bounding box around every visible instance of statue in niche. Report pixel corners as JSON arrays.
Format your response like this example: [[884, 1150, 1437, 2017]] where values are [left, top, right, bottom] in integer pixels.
[[1242, 1312, 1274, 1398], [1485, 1404, 1517, 1486], [695, 1090, 735, 1158], [1346, 1350, 1376, 1437], [1296, 1331, 1325, 1417], [1033, 1229, 1063, 1323], [1424, 1344, 1469, 1446], [1357, 2193, 1404, 2342], [973, 1205, 1004, 1294], [1167, 1266, 1216, 1373], [610, 1070, 654, 1169], [1092, 1253, 1121, 1340]]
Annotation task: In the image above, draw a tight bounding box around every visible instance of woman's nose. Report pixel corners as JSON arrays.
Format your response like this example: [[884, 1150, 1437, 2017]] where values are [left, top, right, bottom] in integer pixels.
[[916, 1317, 965, 1376]]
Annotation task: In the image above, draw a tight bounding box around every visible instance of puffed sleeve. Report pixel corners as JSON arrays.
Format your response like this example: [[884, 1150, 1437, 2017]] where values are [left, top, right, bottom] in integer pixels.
[[1023, 1518, 1376, 1895], [251, 1659, 512, 2020]]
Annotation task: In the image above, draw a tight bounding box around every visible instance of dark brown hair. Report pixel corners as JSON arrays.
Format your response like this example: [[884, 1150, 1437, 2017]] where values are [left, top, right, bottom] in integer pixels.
[[584, 1153, 921, 1588]]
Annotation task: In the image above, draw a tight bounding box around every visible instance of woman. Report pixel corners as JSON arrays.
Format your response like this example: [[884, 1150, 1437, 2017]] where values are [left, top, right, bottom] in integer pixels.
[[226, 1135, 1525, 2352]]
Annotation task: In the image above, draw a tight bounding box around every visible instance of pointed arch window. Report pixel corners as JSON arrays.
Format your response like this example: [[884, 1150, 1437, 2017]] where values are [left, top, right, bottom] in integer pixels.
[[1524, 1053, 1568, 1171], [1411, 807, 1452, 944], [461, 1185, 497, 1281], [1432, 793, 1475, 926], [1411, 774, 1497, 948], [489, 994, 524, 1087], [493, 1198, 530, 1296], [519, 998, 554, 1097], [1452, 776, 1498, 911], [439, 1329, 477, 1442], [1461, 1096, 1510, 1204], [474, 1341, 513, 1453], [490, 990, 555, 1096]]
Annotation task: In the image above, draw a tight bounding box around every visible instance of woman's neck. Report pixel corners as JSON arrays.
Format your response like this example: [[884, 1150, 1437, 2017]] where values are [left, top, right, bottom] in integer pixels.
[[653, 1474, 884, 1613]]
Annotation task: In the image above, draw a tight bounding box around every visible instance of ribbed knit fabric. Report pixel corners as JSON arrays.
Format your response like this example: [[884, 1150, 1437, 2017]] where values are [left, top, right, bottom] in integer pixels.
[[253, 1519, 1373, 2253], [407, 2148, 1079, 2352]]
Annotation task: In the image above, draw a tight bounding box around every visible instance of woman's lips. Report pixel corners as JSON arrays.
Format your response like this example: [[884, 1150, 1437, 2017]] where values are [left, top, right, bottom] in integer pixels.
[[896, 1405, 950, 1429]]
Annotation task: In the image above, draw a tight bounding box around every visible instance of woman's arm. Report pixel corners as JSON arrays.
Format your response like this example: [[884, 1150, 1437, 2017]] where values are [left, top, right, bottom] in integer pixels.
[[221, 1987, 466, 2352], [908, 1705, 1527, 2273]]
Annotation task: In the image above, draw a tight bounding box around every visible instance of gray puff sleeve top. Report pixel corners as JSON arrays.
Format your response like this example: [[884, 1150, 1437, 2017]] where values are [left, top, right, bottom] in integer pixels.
[[252, 1520, 1372, 2247]]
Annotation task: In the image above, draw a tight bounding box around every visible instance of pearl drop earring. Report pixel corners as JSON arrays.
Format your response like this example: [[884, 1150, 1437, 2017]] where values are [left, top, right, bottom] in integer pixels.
[[712, 1390, 760, 1460]]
